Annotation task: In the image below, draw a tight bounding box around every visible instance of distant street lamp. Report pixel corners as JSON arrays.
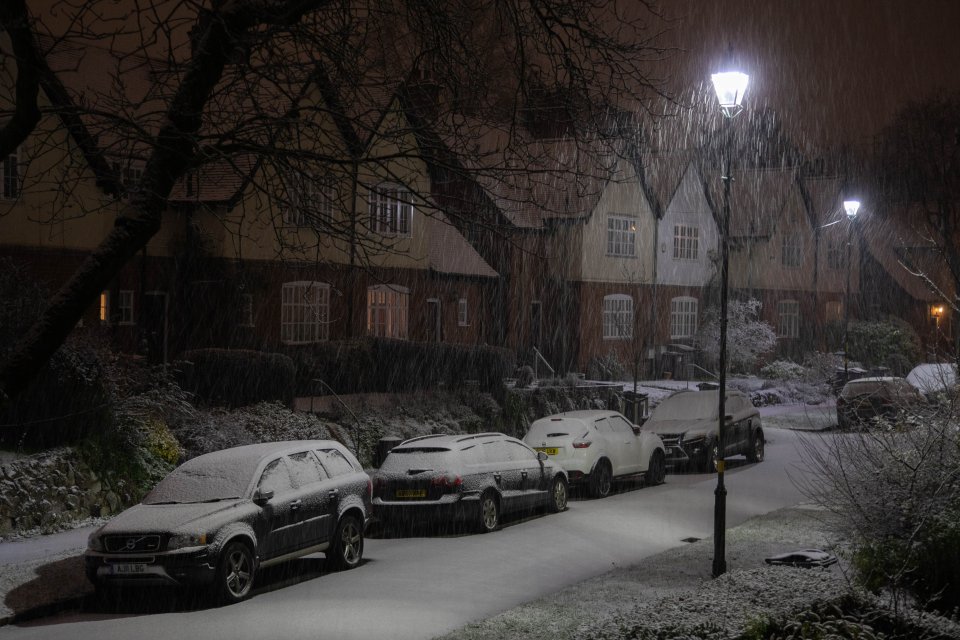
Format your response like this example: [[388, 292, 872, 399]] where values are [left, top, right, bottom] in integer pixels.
[[931, 304, 945, 356], [842, 199, 860, 379], [710, 68, 749, 579]]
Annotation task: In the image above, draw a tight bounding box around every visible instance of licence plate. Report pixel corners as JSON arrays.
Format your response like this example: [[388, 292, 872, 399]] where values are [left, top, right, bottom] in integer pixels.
[[535, 447, 559, 456], [395, 489, 426, 499], [112, 563, 147, 575]]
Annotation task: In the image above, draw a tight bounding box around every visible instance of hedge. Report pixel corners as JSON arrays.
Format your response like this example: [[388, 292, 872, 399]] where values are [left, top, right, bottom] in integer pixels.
[[177, 349, 296, 407], [280, 338, 514, 395]]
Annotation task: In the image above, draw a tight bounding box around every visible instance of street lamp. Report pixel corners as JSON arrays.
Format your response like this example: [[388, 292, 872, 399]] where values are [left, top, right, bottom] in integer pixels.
[[710, 67, 748, 579], [842, 200, 860, 379]]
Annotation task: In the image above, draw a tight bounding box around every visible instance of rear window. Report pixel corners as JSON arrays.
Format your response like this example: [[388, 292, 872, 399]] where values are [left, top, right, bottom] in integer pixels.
[[841, 381, 889, 399], [526, 419, 579, 439], [379, 448, 460, 473]]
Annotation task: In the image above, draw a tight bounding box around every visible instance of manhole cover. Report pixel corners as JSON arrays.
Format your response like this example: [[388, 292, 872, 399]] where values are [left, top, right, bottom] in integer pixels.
[[681, 537, 701, 543]]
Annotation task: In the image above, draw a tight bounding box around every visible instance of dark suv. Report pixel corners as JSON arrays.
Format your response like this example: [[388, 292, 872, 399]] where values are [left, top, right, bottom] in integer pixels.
[[371, 433, 568, 533], [85, 441, 371, 603], [837, 376, 925, 428]]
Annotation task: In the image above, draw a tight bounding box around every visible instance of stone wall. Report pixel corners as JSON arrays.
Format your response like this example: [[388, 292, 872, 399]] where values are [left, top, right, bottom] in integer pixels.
[[0, 448, 130, 537]]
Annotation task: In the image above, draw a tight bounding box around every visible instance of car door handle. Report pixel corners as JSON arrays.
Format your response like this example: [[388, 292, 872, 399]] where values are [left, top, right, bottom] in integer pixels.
[[521, 471, 528, 478], [328, 489, 339, 498], [290, 499, 302, 510], [493, 473, 501, 484]]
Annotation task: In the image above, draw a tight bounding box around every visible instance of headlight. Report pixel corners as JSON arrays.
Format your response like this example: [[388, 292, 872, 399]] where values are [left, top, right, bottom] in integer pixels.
[[167, 532, 209, 550], [87, 531, 103, 552]]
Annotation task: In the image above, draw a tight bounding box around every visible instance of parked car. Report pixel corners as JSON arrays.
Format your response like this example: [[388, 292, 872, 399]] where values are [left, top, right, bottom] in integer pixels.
[[522, 410, 665, 498], [836, 376, 926, 428], [85, 441, 371, 604], [906, 363, 958, 397], [371, 433, 568, 533], [640, 389, 763, 471]]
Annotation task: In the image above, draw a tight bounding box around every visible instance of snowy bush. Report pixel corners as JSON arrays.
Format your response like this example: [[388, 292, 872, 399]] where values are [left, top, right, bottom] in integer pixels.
[[801, 351, 845, 384], [847, 319, 921, 374], [697, 299, 777, 374], [586, 353, 626, 381], [760, 360, 806, 380]]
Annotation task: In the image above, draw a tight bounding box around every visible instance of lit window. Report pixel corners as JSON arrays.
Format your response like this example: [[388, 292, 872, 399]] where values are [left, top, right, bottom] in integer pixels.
[[778, 299, 800, 338], [673, 224, 699, 260], [284, 173, 336, 227], [825, 300, 842, 323], [781, 233, 802, 268], [369, 184, 413, 236], [670, 297, 698, 339], [606, 216, 636, 257], [602, 294, 633, 340], [458, 298, 469, 327], [2, 147, 20, 199], [281, 281, 330, 344], [367, 285, 409, 339], [118, 290, 135, 325], [99, 291, 109, 324], [239, 293, 254, 327]]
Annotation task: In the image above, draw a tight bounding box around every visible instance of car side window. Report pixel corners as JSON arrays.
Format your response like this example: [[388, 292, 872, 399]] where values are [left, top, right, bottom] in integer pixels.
[[507, 441, 538, 462], [482, 440, 511, 463], [316, 448, 356, 477], [258, 458, 294, 496], [287, 451, 328, 488], [609, 416, 634, 434], [593, 418, 612, 433], [460, 444, 484, 466]]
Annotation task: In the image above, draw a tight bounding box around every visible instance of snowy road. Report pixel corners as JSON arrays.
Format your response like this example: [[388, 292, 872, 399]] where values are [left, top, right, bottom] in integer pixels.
[[2, 427, 819, 640]]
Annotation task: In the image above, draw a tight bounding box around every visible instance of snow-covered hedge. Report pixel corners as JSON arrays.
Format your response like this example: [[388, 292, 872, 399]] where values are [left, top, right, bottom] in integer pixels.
[[177, 348, 296, 407], [759, 360, 806, 381]]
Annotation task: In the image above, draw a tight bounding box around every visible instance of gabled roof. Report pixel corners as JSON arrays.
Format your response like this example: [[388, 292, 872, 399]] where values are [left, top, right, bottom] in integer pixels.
[[801, 175, 846, 228], [636, 150, 697, 218], [428, 212, 497, 278], [701, 166, 802, 240]]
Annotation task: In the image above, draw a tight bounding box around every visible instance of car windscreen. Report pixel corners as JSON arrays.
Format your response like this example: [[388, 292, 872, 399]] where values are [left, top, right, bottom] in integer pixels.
[[144, 458, 251, 504], [650, 393, 718, 421], [379, 447, 460, 473]]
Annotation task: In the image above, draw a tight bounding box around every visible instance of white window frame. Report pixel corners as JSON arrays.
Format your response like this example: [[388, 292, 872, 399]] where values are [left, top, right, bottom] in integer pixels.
[[369, 184, 413, 236], [2, 147, 21, 200], [281, 281, 330, 344], [118, 290, 135, 325], [602, 294, 633, 340], [367, 284, 409, 339], [781, 233, 802, 268], [284, 172, 336, 227], [670, 296, 698, 339], [778, 299, 800, 338], [239, 293, 254, 328], [672, 224, 699, 261], [458, 298, 469, 327], [606, 215, 637, 257], [112, 161, 144, 199]]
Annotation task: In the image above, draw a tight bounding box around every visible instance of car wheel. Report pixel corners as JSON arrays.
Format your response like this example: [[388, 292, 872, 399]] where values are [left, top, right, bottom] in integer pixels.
[[548, 476, 568, 513], [327, 514, 364, 571], [477, 491, 500, 533], [747, 429, 765, 463], [646, 449, 666, 485], [216, 540, 255, 604], [700, 442, 720, 473], [589, 461, 612, 498]]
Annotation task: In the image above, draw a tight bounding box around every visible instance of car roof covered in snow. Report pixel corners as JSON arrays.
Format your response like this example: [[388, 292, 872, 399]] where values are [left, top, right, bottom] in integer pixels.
[[532, 410, 625, 424], [395, 433, 518, 451]]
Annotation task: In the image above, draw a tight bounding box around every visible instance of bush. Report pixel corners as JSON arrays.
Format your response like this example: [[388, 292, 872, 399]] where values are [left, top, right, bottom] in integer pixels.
[[760, 359, 806, 380], [847, 319, 921, 374], [586, 353, 626, 381], [177, 349, 296, 407]]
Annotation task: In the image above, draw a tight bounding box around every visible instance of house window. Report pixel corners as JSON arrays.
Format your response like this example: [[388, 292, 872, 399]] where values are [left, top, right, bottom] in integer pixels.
[[99, 291, 109, 324], [778, 299, 800, 338], [673, 224, 699, 260], [239, 293, 254, 327], [367, 285, 409, 339], [369, 184, 412, 236], [112, 161, 144, 198], [670, 296, 698, 339], [826, 241, 845, 270], [606, 216, 636, 257], [602, 294, 633, 340], [284, 173, 336, 227], [117, 290, 135, 325], [825, 300, 842, 323], [2, 147, 20, 199], [781, 233, 802, 268], [458, 298, 469, 326], [281, 281, 330, 344]]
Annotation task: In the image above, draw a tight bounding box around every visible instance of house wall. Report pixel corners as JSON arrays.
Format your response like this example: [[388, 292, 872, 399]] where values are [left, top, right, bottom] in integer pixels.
[[656, 165, 719, 287]]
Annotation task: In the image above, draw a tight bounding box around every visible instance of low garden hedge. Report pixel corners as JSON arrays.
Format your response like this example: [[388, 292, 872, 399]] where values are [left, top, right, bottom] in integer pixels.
[[177, 348, 296, 407]]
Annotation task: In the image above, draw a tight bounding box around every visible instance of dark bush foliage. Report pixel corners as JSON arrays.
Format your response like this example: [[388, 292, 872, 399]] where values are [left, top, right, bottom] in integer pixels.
[[177, 349, 296, 407], [281, 338, 514, 395]]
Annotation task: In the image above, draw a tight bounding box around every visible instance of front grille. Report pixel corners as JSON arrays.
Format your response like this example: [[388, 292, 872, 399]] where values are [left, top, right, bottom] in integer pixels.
[[658, 434, 682, 448], [104, 534, 162, 553]]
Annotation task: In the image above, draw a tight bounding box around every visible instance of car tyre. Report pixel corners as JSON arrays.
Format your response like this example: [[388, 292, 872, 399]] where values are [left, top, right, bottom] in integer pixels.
[[700, 441, 720, 473], [548, 476, 568, 513], [215, 540, 255, 605], [327, 514, 364, 571], [646, 449, 666, 485], [477, 491, 500, 533], [589, 460, 613, 498], [746, 429, 765, 463]]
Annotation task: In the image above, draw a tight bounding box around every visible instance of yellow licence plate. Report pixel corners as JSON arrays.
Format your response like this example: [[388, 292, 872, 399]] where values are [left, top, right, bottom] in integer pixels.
[[395, 489, 426, 499], [535, 447, 559, 456]]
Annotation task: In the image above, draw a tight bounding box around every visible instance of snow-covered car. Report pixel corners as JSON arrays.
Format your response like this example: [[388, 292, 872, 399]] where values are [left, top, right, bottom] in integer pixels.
[[906, 363, 958, 396], [371, 433, 568, 533], [836, 376, 926, 428], [522, 410, 666, 498], [85, 441, 371, 604], [640, 389, 763, 472]]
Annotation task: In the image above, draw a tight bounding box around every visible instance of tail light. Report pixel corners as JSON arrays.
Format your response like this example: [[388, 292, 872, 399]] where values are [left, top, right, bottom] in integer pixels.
[[572, 441, 592, 449], [372, 477, 385, 496], [367, 477, 374, 499], [430, 474, 463, 489]]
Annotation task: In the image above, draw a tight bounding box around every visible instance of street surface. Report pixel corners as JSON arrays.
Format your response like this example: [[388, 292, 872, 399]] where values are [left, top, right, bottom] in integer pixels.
[[1, 427, 821, 640]]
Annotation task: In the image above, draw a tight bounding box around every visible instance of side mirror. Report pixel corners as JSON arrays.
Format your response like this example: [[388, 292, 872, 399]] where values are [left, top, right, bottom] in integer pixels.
[[537, 451, 548, 462], [253, 487, 274, 505], [724, 414, 734, 424], [631, 426, 641, 436]]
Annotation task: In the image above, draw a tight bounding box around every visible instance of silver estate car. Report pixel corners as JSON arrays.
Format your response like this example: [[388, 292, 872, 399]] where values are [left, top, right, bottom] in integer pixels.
[[85, 441, 371, 604]]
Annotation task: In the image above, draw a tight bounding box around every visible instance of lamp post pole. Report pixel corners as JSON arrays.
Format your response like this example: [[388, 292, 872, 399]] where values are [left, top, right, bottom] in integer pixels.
[[710, 70, 748, 579], [842, 200, 860, 379]]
